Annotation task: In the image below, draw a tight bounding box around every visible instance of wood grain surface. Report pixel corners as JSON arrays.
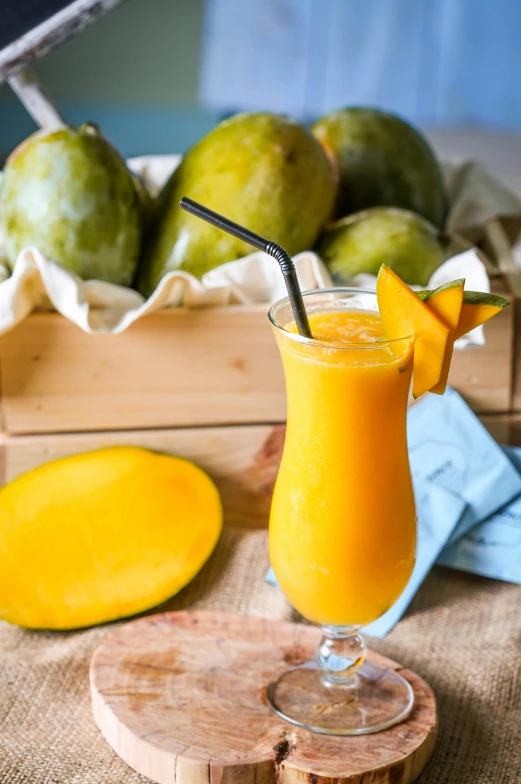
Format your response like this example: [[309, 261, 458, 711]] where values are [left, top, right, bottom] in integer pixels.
[[0, 424, 285, 528], [0, 308, 286, 434], [90, 611, 437, 784], [0, 413, 516, 531], [0, 303, 512, 436]]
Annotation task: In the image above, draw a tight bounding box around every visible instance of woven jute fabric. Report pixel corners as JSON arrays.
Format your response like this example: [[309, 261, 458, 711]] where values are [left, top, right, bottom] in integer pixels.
[[0, 526, 520, 783]]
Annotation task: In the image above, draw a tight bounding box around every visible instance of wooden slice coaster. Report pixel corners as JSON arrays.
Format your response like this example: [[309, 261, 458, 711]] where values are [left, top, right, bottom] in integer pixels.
[[90, 611, 436, 784]]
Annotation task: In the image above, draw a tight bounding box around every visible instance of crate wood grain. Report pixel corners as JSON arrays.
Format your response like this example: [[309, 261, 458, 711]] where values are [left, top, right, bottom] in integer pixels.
[[445, 295, 513, 412], [485, 220, 521, 411], [0, 413, 515, 529], [0, 424, 285, 529], [0, 301, 513, 436], [0, 308, 286, 435]]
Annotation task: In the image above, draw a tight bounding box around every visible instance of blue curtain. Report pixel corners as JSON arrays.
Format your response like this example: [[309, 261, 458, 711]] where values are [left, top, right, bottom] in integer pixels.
[[200, 0, 521, 129]]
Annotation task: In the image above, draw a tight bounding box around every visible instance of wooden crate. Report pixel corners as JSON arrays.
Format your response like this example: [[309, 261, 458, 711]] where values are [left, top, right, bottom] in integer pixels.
[[0, 307, 285, 435], [0, 301, 516, 530], [0, 217, 519, 527], [0, 286, 514, 436], [0, 415, 515, 529]]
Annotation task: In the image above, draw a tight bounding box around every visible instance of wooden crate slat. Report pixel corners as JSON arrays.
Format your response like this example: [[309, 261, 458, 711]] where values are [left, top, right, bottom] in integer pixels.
[[0, 296, 514, 436], [483, 219, 521, 412], [0, 308, 287, 434], [0, 423, 285, 529], [479, 413, 516, 445], [445, 293, 513, 413], [0, 412, 516, 534]]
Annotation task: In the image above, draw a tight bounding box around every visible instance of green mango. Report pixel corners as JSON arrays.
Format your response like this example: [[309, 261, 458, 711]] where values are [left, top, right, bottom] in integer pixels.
[[0, 124, 142, 285], [312, 107, 447, 228], [131, 171, 153, 226], [137, 112, 336, 296], [317, 207, 448, 286]]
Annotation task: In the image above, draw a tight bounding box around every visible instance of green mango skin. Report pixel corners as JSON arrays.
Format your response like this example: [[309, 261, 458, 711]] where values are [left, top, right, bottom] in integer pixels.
[[312, 107, 448, 228], [0, 124, 142, 285], [317, 207, 447, 286], [417, 279, 464, 299], [419, 287, 510, 309], [131, 171, 153, 226], [137, 112, 337, 296]]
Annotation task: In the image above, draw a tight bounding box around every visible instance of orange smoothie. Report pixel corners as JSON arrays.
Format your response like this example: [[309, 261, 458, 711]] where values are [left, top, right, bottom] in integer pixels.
[[269, 309, 416, 627]]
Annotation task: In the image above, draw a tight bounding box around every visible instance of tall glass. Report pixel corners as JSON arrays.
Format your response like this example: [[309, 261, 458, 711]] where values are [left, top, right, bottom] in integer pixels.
[[267, 288, 416, 735]]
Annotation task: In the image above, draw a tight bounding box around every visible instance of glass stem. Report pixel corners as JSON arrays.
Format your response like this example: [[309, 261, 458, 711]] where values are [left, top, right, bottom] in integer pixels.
[[315, 626, 367, 688]]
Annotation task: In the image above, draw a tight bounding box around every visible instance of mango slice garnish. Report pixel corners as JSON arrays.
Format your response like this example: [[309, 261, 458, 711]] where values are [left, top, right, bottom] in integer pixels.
[[418, 279, 464, 394], [376, 265, 450, 398], [419, 288, 510, 339], [378, 266, 510, 398]]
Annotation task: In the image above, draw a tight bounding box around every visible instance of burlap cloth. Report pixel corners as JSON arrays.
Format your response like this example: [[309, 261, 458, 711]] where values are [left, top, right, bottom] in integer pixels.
[[0, 527, 519, 783]]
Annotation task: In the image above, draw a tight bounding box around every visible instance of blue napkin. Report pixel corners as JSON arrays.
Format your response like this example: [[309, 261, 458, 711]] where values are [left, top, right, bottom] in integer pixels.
[[408, 388, 521, 545], [437, 446, 521, 584]]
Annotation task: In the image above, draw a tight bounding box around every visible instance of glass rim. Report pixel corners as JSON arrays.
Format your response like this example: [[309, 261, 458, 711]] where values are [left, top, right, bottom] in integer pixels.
[[268, 287, 413, 350]]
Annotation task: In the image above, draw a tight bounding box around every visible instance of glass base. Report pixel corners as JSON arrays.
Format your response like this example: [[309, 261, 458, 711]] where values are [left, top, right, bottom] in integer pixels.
[[267, 660, 414, 735]]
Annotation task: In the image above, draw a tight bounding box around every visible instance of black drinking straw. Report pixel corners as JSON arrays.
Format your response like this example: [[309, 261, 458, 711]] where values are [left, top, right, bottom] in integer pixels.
[[180, 197, 313, 338]]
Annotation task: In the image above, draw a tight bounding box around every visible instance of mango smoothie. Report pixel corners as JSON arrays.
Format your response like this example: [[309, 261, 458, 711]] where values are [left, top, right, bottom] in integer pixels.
[[269, 306, 416, 627]]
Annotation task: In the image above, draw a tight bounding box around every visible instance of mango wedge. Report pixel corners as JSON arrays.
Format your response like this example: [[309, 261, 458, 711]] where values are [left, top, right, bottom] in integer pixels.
[[418, 279, 464, 394], [419, 288, 510, 339], [376, 265, 450, 398]]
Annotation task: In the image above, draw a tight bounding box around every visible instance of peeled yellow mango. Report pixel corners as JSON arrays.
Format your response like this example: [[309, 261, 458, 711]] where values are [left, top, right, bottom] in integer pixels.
[[421, 279, 464, 395], [0, 447, 222, 629], [376, 264, 450, 398]]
